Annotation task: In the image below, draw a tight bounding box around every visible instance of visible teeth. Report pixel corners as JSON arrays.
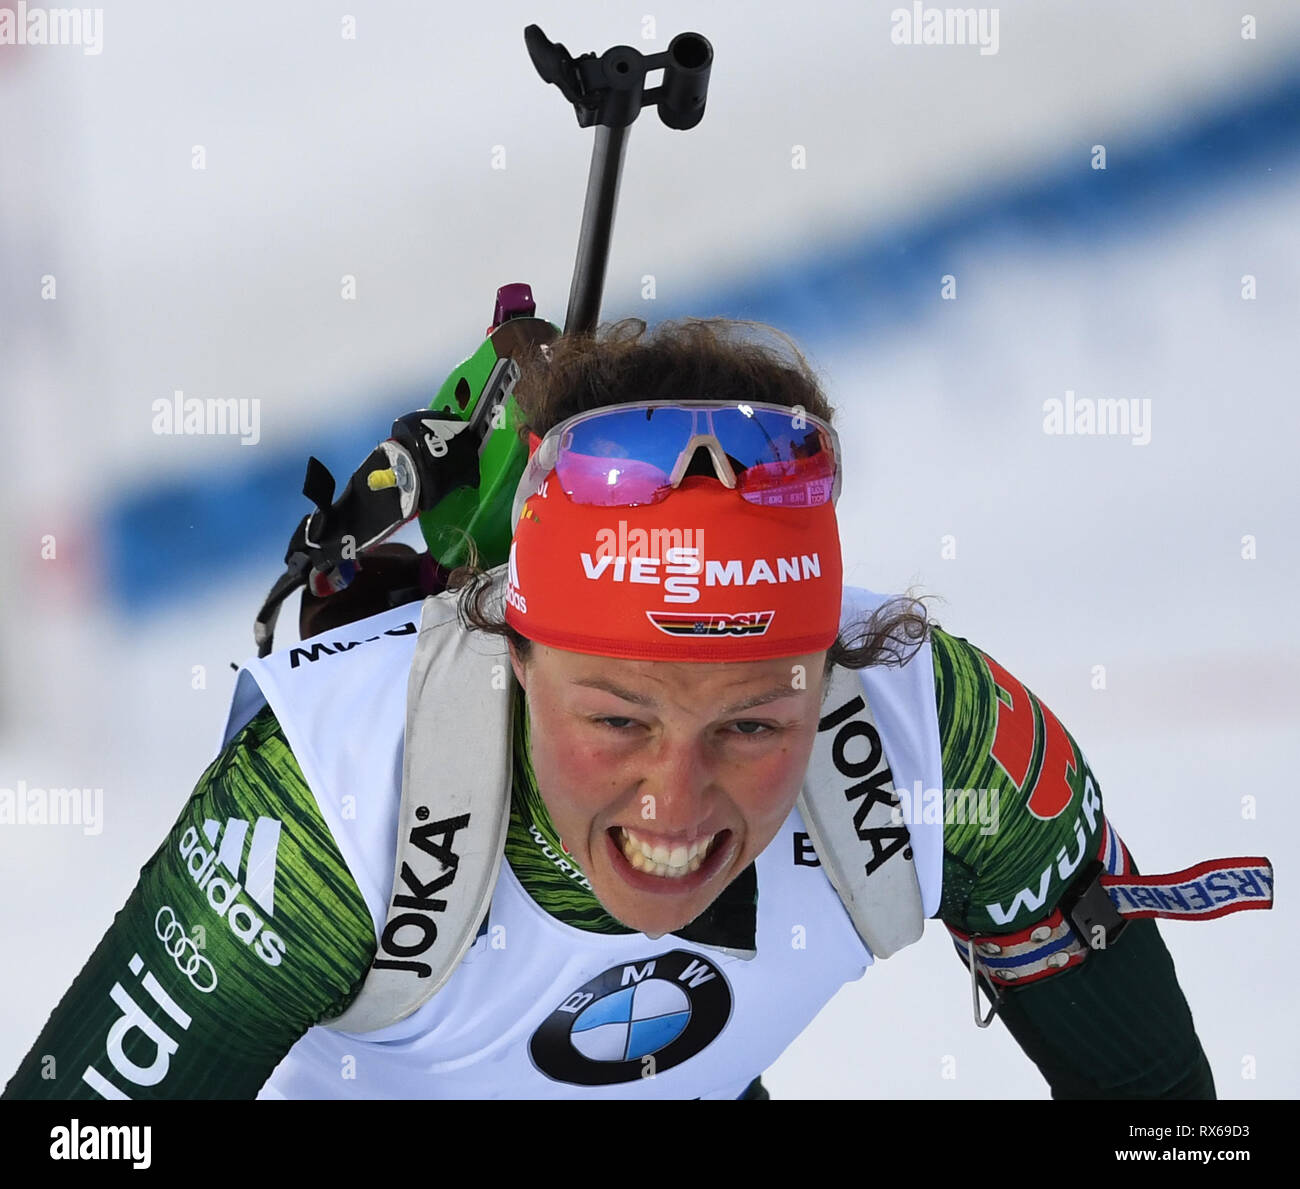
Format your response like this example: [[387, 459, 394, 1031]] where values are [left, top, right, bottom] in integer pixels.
[[618, 827, 716, 879]]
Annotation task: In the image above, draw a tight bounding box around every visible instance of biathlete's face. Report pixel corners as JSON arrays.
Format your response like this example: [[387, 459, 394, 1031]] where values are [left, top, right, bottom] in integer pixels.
[[508, 640, 828, 938]]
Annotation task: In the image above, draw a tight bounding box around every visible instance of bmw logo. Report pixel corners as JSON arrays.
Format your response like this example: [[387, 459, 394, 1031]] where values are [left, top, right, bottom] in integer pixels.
[[530, 950, 733, 1085]]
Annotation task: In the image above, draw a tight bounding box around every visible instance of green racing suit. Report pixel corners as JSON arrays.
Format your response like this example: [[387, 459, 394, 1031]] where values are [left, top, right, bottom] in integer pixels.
[[3, 627, 1214, 1099]]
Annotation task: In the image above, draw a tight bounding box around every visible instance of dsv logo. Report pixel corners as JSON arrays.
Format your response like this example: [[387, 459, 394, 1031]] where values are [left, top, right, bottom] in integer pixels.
[[647, 610, 774, 638], [154, 906, 218, 994]]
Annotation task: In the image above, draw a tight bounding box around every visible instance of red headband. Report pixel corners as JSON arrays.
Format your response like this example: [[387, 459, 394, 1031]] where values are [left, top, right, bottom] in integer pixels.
[[504, 471, 843, 661]]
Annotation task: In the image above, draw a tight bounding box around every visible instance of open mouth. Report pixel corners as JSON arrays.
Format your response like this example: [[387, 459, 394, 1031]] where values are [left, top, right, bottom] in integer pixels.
[[607, 825, 732, 887]]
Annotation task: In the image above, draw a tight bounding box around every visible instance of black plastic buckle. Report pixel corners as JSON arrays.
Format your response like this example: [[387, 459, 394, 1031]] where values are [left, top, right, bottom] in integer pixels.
[[1061, 859, 1128, 952]]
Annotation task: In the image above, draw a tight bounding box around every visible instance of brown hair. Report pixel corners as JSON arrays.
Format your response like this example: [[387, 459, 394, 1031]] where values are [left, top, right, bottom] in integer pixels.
[[447, 316, 936, 682]]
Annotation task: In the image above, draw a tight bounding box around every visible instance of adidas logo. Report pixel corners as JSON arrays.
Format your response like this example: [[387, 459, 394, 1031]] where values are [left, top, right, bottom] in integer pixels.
[[421, 416, 470, 459], [177, 816, 287, 966]]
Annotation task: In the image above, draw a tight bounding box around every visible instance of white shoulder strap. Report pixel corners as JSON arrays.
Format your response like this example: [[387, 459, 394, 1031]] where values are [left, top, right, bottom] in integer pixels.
[[797, 664, 926, 958], [323, 582, 514, 1033]]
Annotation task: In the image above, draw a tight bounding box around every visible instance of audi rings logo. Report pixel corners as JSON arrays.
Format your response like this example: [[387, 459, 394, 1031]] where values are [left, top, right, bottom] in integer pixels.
[[154, 906, 218, 994]]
